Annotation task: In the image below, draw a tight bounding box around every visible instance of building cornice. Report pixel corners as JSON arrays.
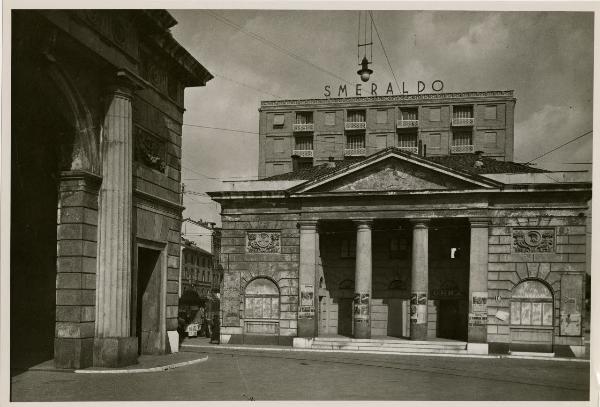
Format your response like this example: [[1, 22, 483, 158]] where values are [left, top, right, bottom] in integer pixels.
[[260, 90, 515, 109]]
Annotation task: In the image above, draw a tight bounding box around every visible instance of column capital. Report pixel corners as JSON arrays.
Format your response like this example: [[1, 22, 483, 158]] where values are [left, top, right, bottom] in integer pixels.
[[409, 218, 430, 228], [469, 218, 490, 228], [352, 219, 373, 229], [106, 69, 148, 98], [297, 220, 318, 230]]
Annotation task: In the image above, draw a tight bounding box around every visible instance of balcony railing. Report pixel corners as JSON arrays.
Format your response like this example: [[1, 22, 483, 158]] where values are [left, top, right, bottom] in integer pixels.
[[397, 146, 418, 154], [344, 148, 367, 157], [450, 144, 475, 154], [292, 149, 314, 158], [292, 123, 314, 132], [451, 117, 474, 126], [397, 120, 419, 128], [344, 121, 367, 130]]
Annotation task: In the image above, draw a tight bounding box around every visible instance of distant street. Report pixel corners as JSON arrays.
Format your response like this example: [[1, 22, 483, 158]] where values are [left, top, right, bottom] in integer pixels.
[[11, 348, 589, 401]]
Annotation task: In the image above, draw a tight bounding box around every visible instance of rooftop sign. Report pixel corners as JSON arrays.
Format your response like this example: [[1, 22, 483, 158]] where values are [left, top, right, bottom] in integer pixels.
[[324, 80, 444, 98]]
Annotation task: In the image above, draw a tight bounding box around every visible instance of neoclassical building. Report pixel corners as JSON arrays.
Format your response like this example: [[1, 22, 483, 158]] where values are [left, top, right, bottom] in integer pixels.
[[11, 10, 212, 369], [209, 93, 591, 356]]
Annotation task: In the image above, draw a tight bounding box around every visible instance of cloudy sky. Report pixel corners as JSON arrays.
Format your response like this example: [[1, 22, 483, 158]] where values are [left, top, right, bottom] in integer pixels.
[[169, 9, 594, 224]]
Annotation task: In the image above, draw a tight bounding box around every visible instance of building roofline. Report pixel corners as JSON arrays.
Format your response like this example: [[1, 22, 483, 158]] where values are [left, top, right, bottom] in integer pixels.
[[260, 90, 515, 109]]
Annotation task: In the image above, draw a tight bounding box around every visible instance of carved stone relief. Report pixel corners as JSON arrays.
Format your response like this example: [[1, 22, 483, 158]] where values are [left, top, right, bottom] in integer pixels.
[[246, 232, 281, 254], [134, 127, 166, 172], [512, 228, 555, 253]]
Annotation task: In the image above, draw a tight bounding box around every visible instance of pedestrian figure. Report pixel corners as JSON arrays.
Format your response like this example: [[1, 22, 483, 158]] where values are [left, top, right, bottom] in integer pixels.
[[202, 316, 211, 338], [210, 314, 220, 344]]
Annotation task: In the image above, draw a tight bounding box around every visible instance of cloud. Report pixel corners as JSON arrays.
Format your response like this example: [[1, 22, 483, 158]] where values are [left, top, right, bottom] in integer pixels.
[[447, 14, 509, 60]]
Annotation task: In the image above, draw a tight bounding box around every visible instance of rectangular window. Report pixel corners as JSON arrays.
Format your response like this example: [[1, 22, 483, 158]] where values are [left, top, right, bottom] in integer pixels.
[[485, 131, 497, 147], [347, 110, 366, 123], [453, 106, 473, 119], [376, 109, 388, 124], [375, 135, 387, 149], [511, 302, 521, 325], [521, 302, 532, 325], [295, 111, 313, 124], [429, 133, 441, 148], [452, 132, 472, 146], [401, 108, 418, 120], [398, 133, 417, 148], [542, 302, 553, 325], [346, 134, 365, 149], [273, 138, 285, 153], [531, 303, 542, 325], [273, 113, 285, 126], [295, 136, 313, 150], [429, 107, 441, 122], [484, 105, 497, 120], [324, 112, 336, 126]]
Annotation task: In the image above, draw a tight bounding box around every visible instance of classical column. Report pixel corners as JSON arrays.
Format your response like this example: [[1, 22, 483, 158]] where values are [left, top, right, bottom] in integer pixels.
[[93, 77, 137, 367], [353, 220, 373, 339], [467, 218, 489, 352], [297, 221, 318, 337], [410, 219, 429, 340]]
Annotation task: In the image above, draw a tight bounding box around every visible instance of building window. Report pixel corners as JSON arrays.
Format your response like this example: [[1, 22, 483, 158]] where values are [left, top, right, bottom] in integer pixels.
[[295, 136, 313, 151], [510, 280, 553, 326], [484, 105, 497, 120], [273, 138, 285, 153], [296, 111, 313, 124], [401, 108, 418, 120], [453, 106, 473, 119], [244, 278, 280, 320], [398, 133, 418, 148], [347, 110, 366, 123], [429, 107, 441, 122], [325, 112, 336, 126], [341, 237, 356, 258], [376, 109, 388, 124], [346, 134, 365, 149], [273, 113, 285, 127], [485, 131, 497, 147], [452, 132, 472, 146]]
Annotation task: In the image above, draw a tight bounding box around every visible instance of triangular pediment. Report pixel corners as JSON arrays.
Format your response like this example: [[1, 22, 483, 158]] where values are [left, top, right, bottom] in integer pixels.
[[289, 149, 500, 194]]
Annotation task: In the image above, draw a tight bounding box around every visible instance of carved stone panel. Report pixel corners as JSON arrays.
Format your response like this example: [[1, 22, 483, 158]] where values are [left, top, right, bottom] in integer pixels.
[[512, 228, 555, 253], [134, 127, 167, 172], [246, 232, 281, 254]]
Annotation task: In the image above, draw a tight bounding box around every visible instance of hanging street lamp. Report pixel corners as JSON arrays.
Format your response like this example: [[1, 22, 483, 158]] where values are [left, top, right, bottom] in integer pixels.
[[356, 11, 374, 83], [357, 56, 373, 82]]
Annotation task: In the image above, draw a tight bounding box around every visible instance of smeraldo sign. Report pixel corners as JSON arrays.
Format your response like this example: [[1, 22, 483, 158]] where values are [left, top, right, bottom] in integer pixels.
[[324, 80, 444, 97]]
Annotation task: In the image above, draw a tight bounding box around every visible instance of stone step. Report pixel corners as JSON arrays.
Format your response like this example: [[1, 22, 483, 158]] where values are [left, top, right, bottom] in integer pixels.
[[313, 337, 467, 346], [312, 342, 466, 351], [310, 344, 468, 354]]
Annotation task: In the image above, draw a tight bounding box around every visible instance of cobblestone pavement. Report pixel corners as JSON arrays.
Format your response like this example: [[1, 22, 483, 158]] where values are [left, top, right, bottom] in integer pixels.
[[10, 347, 590, 402]]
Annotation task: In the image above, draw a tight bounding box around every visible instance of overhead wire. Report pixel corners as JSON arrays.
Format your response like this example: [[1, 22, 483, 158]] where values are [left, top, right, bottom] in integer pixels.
[[205, 10, 354, 86], [524, 130, 592, 164]]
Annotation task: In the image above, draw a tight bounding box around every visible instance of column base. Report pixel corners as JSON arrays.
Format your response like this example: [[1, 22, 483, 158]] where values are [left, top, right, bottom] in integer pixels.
[[353, 320, 371, 339], [467, 343, 489, 354], [54, 338, 93, 369], [93, 337, 138, 367], [468, 326, 487, 343], [410, 322, 427, 340], [297, 319, 316, 337]]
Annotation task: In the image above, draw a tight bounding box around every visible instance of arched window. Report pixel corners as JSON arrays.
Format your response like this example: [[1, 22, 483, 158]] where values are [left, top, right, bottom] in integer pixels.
[[510, 280, 553, 326], [244, 278, 280, 320]]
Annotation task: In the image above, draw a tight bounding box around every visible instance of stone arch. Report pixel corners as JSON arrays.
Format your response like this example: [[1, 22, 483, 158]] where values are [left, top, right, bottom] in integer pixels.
[[509, 278, 554, 327]]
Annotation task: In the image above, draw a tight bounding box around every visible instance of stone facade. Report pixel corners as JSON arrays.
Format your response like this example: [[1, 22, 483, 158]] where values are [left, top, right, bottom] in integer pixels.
[[11, 10, 212, 369], [210, 148, 590, 355]]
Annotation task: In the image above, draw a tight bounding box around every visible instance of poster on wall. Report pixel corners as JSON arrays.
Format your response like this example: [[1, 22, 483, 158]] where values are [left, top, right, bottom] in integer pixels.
[[472, 292, 488, 313], [410, 292, 427, 324], [468, 313, 488, 326], [299, 285, 314, 319], [560, 274, 583, 336], [353, 293, 370, 321]]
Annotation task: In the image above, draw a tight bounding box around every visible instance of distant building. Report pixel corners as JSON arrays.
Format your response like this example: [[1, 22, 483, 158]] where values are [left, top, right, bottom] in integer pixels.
[[210, 92, 591, 357], [258, 91, 516, 178], [11, 10, 212, 369]]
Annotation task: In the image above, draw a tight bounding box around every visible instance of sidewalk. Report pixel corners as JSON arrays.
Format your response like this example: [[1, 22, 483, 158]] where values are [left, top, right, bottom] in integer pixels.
[[19, 351, 208, 375], [180, 336, 590, 363]]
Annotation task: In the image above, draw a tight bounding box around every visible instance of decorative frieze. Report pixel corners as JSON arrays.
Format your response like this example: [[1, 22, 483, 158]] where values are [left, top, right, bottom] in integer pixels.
[[512, 228, 555, 253], [246, 231, 281, 254]]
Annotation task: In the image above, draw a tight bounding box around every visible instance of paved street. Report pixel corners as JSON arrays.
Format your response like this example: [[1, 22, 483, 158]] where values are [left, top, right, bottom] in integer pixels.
[[11, 347, 589, 401]]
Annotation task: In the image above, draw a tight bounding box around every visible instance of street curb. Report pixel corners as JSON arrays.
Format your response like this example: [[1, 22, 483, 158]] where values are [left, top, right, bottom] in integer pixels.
[[182, 344, 589, 363], [74, 355, 208, 374]]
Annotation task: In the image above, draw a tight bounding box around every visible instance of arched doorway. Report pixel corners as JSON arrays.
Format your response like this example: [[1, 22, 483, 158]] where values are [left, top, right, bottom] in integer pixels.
[[509, 279, 554, 353], [243, 278, 280, 344]]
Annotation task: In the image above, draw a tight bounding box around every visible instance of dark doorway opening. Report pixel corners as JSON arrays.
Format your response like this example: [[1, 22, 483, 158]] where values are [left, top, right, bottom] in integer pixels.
[[136, 247, 163, 355], [337, 298, 353, 337], [438, 300, 468, 341]]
